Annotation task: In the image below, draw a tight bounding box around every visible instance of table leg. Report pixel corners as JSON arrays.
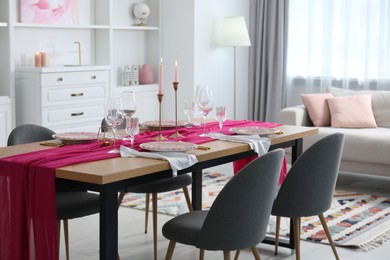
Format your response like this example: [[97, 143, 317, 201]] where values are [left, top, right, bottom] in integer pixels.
[[99, 184, 118, 260], [191, 170, 203, 210], [288, 138, 303, 249]]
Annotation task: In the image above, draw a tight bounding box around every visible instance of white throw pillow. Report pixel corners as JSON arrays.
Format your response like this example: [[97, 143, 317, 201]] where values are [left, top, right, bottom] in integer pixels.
[[329, 86, 390, 128]]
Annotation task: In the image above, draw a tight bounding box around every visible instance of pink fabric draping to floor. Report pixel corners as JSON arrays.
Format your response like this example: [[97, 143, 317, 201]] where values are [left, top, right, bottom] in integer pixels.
[[0, 120, 284, 260]]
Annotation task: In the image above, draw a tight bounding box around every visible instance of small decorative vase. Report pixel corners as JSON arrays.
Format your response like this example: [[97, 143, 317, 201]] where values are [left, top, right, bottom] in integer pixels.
[[139, 64, 153, 84]]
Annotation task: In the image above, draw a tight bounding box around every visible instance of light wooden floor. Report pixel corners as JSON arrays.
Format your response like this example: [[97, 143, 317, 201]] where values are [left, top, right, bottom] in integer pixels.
[[59, 164, 390, 259]]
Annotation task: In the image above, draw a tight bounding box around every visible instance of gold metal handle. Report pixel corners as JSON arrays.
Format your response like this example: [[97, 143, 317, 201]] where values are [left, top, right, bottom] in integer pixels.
[[70, 93, 84, 97], [57, 77, 63, 82], [71, 112, 84, 117], [91, 75, 97, 80]]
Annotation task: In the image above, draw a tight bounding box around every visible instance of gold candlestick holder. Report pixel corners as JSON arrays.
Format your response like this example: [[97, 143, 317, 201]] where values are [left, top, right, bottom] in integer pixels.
[[170, 82, 183, 138], [155, 93, 167, 141]]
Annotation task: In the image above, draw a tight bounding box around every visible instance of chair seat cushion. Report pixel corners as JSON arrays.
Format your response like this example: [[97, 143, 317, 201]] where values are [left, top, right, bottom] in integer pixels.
[[124, 173, 192, 193], [162, 210, 208, 246], [56, 191, 100, 220]]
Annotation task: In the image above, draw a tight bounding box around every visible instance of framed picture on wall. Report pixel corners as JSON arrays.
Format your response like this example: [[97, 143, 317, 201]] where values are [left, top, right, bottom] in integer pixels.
[[20, 0, 80, 25]]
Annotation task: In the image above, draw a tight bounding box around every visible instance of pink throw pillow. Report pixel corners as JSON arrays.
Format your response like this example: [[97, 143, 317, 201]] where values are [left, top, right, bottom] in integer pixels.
[[301, 93, 334, 126], [327, 95, 377, 128]]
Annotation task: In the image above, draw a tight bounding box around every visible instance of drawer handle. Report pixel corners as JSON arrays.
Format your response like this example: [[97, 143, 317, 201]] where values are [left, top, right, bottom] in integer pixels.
[[57, 77, 63, 82], [71, 93, 84, 97], [91, 75, 97, 80], [71, 112, 84, 117]]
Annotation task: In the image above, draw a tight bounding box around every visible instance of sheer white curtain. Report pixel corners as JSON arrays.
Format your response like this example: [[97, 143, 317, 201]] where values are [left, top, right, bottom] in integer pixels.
[[286, 0, 390, 106]]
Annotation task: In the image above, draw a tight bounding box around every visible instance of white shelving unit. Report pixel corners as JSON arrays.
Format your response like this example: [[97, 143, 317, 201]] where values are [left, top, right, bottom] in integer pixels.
[[0, 0, 160, 134]]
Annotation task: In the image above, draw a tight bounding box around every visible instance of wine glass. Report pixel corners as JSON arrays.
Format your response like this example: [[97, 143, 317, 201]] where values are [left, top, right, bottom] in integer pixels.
[[126, 117, 140, 149], [215, 106, 227, 130], [195, 85, 214, 136], [184, 101, 195, 127], [105, 97, 125, 153], [121, 91, 136, 140], [121, 91, 136, 118]]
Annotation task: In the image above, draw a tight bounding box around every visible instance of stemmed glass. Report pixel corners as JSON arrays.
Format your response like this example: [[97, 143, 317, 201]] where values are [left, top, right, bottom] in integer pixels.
[[184, 101, 195, 127], [121, 91, 136, 118], [121, 91, 136, 140], [195, 84, 214, 136], [105, 97, 125, 153], [126, 117, 139, 149], [215, 106, 227, 130]]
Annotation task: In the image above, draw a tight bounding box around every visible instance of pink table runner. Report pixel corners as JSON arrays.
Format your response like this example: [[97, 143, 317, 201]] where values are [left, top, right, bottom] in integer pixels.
[[0, 120, 283, 260]]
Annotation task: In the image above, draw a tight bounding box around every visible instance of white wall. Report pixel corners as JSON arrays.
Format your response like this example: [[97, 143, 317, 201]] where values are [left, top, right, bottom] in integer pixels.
[[161, 0, 250, 120]]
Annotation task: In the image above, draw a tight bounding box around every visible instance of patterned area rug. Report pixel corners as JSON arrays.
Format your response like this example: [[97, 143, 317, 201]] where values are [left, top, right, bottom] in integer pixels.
[[120, 173, 390, 252]]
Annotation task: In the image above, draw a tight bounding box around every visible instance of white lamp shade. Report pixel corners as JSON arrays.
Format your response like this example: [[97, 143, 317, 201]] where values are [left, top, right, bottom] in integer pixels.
[[220, 16, 251, 47]]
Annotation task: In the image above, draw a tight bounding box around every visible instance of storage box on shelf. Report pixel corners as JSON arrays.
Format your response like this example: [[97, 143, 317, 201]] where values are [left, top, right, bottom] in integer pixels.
[[15, 66, 109, 133]]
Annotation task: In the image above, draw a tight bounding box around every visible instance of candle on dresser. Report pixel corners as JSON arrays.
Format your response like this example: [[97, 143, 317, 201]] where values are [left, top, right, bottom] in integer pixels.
[[40, 51, 46, 67], [34, 52, 41, 67], [174, 60, 178, 82], [159, 58, 163, 94]]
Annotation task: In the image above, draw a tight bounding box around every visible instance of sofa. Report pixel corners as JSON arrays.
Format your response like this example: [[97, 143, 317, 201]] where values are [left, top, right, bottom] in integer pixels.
[[280, 87, 390, 178]]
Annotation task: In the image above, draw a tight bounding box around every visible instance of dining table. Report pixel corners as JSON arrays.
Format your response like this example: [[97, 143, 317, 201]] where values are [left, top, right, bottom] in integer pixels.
[[0, 122, 318, 260]]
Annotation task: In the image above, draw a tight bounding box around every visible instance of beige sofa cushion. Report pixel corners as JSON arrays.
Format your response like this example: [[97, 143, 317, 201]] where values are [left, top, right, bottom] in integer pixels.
[[329, 86, 390, 128]]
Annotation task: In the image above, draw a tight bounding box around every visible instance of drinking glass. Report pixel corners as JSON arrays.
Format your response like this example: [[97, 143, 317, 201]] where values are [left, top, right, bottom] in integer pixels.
[[121, 91, 136, 118], [121, 91, 136, 140], [215, 106, 227, 130], [184, 101, 195, 127], [195, 84, 214, 136], [105, 97, 125, 153], [126, 117, 140, 149]]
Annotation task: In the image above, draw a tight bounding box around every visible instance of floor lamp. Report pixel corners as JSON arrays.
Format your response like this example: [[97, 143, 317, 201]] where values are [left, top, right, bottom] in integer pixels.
[[220, 16, 251, 119]]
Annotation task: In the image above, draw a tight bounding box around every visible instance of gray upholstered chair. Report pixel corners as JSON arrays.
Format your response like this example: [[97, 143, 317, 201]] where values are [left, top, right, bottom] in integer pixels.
[[162, 149, 285, 260], [272, 133, 345, 260], [7, 124, 100, 260], [101, 119, 193, 260]]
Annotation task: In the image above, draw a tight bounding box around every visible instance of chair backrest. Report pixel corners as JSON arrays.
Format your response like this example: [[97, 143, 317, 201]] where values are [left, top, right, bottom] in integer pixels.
[[196, 149, 285, 251], [272, 133, 345, 218], [7, 124, 56, 146]]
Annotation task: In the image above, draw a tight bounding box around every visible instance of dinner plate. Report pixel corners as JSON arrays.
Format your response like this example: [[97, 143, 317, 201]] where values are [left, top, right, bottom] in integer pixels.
[[52, 132, 97, 144], [229, 126, 279, 136], [140, 141, 198, 152], [143, 120, 186, 130]]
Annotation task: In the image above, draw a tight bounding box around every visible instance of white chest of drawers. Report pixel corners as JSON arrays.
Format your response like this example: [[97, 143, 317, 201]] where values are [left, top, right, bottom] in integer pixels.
[[15, 66, 109, 133], [0, 96, 12, 147]]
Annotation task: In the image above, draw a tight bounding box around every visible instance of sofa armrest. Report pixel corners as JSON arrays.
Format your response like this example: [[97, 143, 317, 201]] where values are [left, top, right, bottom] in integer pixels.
[[279, 105, 313, 126]]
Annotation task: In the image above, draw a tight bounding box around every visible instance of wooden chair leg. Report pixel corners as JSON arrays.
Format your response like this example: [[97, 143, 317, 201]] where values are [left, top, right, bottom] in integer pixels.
[[293, 217, 301, 260], [182, 186, 193, 212], [117, 191, 125, 209], [251, 246, 261, 260], [57, 220, 61, 258], [152, 193, 158, 260], [165, 241, 176, 260], [318, 214, 340, 260], [199, 249, 205, 260], [234, 250, 240, 260], [275, 216, 281, 255], [63, 219, 70, 260], [145, 193, 150, 233], [223, 251, 231, 260]]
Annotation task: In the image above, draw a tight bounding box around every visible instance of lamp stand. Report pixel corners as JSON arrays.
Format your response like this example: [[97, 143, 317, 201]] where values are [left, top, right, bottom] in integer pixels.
[[233, 46, 237, 120]]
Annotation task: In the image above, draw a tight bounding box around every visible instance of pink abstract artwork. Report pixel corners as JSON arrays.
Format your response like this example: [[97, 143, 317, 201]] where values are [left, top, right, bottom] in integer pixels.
[[20, 0, 80, 25]]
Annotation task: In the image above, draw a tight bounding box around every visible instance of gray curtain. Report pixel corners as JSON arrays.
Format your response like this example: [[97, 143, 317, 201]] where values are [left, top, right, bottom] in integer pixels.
[[248, 0, 289, 122]]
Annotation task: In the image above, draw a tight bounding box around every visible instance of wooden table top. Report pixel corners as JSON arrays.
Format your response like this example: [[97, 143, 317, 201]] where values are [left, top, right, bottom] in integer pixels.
[[0, 125, 318, 185]]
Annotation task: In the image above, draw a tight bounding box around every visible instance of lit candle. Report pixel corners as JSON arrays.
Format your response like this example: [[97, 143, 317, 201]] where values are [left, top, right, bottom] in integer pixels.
[[40, 51, 46, 67], [174, 60, 178, 82], [34, 52, 41, 67], [159, 58, 163, 94]]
